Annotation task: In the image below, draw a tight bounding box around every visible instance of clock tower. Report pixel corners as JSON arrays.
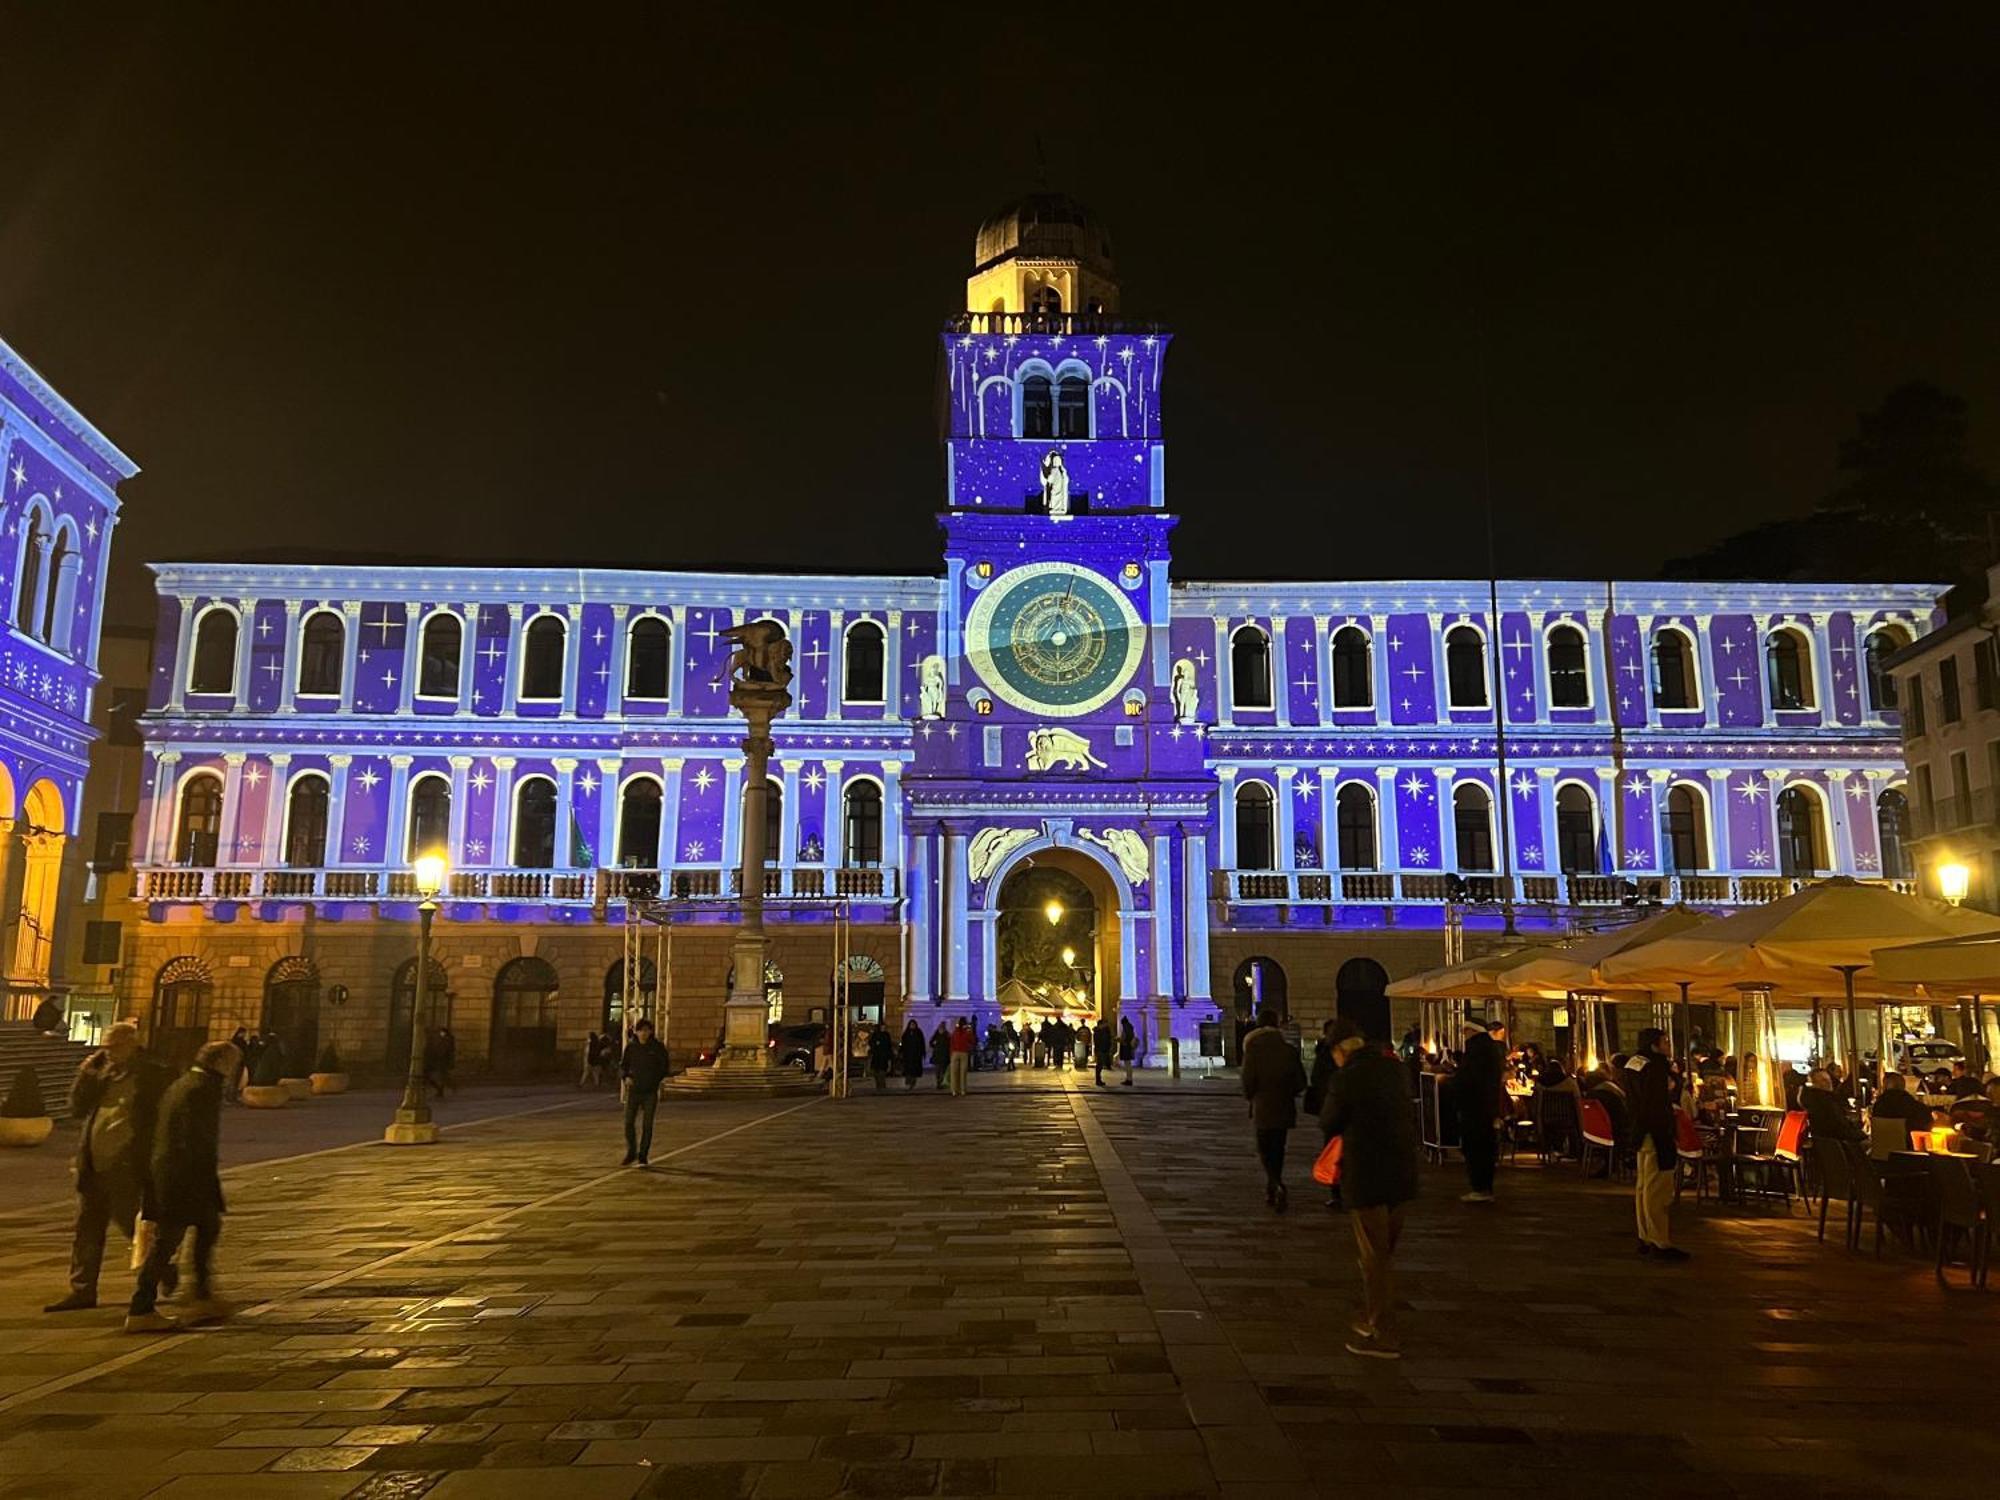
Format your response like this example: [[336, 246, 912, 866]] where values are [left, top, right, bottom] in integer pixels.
[[902, 194, 1216, 1049]]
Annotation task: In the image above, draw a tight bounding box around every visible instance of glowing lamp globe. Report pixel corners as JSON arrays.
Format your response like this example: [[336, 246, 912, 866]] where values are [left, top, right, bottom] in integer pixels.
[[414, 852, 448, 898]]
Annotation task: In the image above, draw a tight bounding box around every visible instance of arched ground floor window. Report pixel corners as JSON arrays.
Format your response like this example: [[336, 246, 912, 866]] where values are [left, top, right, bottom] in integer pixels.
[[153, 957, 214, 1071], [492, 956, 560, 1072]]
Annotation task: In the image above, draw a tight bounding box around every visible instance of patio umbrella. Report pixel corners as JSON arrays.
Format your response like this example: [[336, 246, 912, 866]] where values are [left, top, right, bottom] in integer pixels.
[[1873, 932, 2000, 1072], [1384, 945, 1573, 1001]]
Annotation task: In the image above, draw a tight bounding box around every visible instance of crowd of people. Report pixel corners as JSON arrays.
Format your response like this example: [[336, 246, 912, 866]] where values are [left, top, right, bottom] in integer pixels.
[[847, 1014, 1139, 1092]]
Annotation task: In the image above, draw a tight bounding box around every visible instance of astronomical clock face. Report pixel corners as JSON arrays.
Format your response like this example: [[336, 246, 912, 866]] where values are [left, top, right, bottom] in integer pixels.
[[964, 561, 1147, 717]]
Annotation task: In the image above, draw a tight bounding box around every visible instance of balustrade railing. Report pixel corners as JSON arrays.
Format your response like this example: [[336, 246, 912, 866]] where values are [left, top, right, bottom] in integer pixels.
[[1214, 868, 1911, 908], [139, 863, 900, 906]]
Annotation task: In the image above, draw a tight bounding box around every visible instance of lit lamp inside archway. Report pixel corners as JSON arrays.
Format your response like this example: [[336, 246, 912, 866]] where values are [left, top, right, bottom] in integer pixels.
[[1045, 899, 1065, 926]]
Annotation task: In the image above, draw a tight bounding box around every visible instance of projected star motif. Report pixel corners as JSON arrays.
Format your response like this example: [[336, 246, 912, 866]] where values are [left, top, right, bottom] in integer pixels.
[[803, 768, 824, 792], [351, 836, 371, 856], [1745, 846, 1771, 867], [692, 767, 715, 792], [469, 768, 491, 793], [356, 768, 380, 790], [1294, 778, 1314, 800], [465, 839, 486, 858], [684, 839, 706, 860], [1512, 772, 1535, 798], [1400, 773, 1426, 799], [578, 771, 597, 795], [1736, 776, 1764, 801], [1407, 846, 1431, 866], [1624, 776, 1648, 799], [7, 460, 23, 489]]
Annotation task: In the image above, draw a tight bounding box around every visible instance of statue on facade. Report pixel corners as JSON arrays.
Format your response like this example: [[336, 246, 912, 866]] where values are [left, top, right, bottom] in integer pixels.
[[1170, 657, 1199, 722], [968, 826, 1035, 884], [722, 620, 793, 691], [1079, 826, 1150, 886], [1040, 451, 1071, 517], [919, 654, 947, 719]]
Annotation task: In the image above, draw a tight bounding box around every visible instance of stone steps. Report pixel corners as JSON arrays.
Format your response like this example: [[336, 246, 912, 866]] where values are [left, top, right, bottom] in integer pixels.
[[0, 1023, 95, 1117]]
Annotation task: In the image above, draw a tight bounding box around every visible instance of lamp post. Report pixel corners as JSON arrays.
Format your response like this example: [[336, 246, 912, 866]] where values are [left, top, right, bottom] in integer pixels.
[[385, 852, 447, 1145], [1938, 860, 1970, 907]]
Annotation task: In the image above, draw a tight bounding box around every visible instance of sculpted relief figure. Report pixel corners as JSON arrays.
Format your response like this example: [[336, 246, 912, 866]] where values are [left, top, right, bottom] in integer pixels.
[[1040, 451, 1071, 517], [1024, 727, 1107, 772], [967, 826, 1036, 884], [722, 620, 793, 691], [919, 655, 947, 719], [1079, 826, 1150, 886], [1170, 657, 1199, 722]]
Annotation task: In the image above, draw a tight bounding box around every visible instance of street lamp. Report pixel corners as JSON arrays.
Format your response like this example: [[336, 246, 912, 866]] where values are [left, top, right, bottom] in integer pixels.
[[385, 851, 448, 1145], [1060, 945, 1077, 967], [1938, 860, 1971, 907], [1044, 899, 1064, 926]]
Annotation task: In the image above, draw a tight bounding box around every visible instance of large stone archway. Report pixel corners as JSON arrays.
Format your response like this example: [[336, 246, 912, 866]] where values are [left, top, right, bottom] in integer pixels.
[[983, 839, 1127, 1025]]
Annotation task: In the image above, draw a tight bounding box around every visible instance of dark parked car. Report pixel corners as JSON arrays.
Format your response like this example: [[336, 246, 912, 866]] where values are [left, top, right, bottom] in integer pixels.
[[694, 1021, 825, 1072]]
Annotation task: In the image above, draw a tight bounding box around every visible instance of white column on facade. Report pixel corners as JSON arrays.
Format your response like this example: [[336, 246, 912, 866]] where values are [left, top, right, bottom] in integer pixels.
[[279, 600, 303, 712], [384, 755, 414, 868], [1276, 765, 1298, 868], [1536, 767, 1560, 871], [490, 757, 517, 867], [720, 756, 744, 870], [85, 513, 119, 678], [1374, 765, 1400, 868], [397, 602, 417, 713], [552, 758, 578, 868], [1810, 611, 1837, 719], [778, 757, 802, 869], [1272, 617, 1292, 728], [1647, 768, 1671, 875], [1182, 828, 1212, 1001], [1315, 614, 1334, 725], [1706, 767, 1734, 869], [907, 831, 933, 1002], [884, 609, 903, 719], [560, 604, 583, 715], [338, 601, 362, 714], [879, 760, 904, 875], [447, 756, 472, 863], [166, 596, 196, 711], [943, 823, 970, 1001], [217, 753, 246, 866], [453, 605, 475, 717], [261, 753, 292, 864], [1368, 614, 1392, 720], [822, 761, 847, 866], [501, 603, 523, 715], [1213, 617, 1232, 727], [1433, 767, 1458, 872], [1594, 765, 1619, 872], [596, 758, 622, 866], [1826, 768, 1857, 873], [1691, 614, 1715, 720], [1317, 767, 1338, 869], [231, 599, 255, 703], [1150, 828, 1175, 997], [1764, 768, 1788, 869], [668, 605, 687, 713], [148, 750, 181, 863], [605, 604, 631, 717], [1215, 765, 1239, 867], [326, 754, 353, 866], [826, 610, 846, 720], [660, 758, 685, 870], [1528, 618, 1548, 722], [1426, 614, 1448, 717]]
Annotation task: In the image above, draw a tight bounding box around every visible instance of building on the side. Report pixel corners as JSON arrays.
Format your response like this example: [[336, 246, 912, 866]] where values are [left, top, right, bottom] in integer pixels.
[[1886, 564, 2000, 911], [120, 195, 1936, 1073], [0, 339, 136, 1023]]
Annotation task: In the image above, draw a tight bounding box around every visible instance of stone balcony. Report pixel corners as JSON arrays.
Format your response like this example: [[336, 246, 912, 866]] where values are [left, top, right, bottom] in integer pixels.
[[134, 864, 902, 908], [1212, 868, 1914, 912]]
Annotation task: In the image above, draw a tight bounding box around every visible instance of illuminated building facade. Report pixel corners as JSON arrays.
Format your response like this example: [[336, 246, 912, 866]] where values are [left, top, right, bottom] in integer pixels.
[[121, 198, 1934, 1070]]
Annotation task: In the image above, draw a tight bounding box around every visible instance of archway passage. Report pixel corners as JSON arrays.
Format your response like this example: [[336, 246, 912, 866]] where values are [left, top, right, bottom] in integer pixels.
[[1230, 955, 1288, 1064], [492, 957, 560, 1073], [994, 846, 1121, 1024], [263, 957, 321, 1071], [1335, 957, 1391, 1043]]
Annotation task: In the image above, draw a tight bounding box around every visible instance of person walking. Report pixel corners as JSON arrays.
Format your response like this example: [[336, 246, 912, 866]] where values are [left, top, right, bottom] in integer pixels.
[[620, 1019, 670, 1165], [948, 1016, 974, 1096], [930, 1022, 951, 1090], [1239, 1007, 1307, 1211], [867, 1024, 895, 1092], [45, 1024, 174, 1313], [126, 1040, 240, 1333], [1626, 1027, 1686, 1261], [898, 1019, 925, 1090], [1117, 1016, 1137, 1085], [1003, 1020, 1020, 1070], [1319, 1018, 1419, 1359], [1306, 1019, 1343, 1210], [1092, 1016, 1115, 1087], [580, 1031, 603, 1089], [225, 1026, 250, 1101], [1456, 1020, 1505, 1204]]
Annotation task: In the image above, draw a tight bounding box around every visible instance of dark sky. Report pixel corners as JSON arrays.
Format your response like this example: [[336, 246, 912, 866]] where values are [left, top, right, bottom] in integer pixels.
[[4, 7, 1998, 626]]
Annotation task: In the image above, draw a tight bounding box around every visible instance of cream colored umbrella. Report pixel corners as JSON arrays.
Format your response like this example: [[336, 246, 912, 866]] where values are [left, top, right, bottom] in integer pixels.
[[1873, 933, 2000, 1072]]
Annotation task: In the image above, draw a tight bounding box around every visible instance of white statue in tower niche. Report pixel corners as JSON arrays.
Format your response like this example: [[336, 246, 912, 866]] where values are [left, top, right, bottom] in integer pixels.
[[918, 655, 947, 719], [1079, 826, 1150, 886], [1040, 451, 1070, 516], [1170, 657, 1199, 722]]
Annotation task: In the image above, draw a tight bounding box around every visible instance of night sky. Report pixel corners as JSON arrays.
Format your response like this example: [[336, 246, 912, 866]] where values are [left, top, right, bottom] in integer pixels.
[[4, 8, 1997, 626]]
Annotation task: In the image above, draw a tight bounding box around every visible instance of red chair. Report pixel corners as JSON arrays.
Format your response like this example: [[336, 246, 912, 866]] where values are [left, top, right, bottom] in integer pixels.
[[1580, 1097, 1620, 1180], [1674, 1108, 1719, 1201]]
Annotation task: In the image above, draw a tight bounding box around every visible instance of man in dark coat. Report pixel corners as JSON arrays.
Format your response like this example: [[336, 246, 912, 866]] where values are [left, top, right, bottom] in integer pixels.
[[929, 1022, 951, 1089], [1319, 1018, 1419, 1359], [1455, 1020, 1505, 1204], [620, 1019, 671, 1165], [1800, 1068, 1864, 1146], [46, 1023, 174, 1312], [126, 1040, 239, 1332], [898, 1020, 925, 1090], [1626, 1028, 1686, 1261], [1868, 1070, 1936, 1137], [1239, 1008, 1307, 1212], [1092, 1017, 1115, 1087]]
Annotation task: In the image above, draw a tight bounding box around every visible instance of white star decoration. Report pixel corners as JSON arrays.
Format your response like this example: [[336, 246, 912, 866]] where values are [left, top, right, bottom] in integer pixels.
[[351, 835, 371, 855], [803, 768, 824, 792], [578, 771, 598, 795], [684, 839, 706, 860], [355, 768, 380, 791], [469, 767, 492, 793], [1407, 846, 1431, 866], [1294, 778, 1314, 801], [1400, 773, 1426, 799], [1745, 847, 1772, 867], [1736, 776, 1765, 801], [692, 767, 715, 793], [243, 764, 264, 787]]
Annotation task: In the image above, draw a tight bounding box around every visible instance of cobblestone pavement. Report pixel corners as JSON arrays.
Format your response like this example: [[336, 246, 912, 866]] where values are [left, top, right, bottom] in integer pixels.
[[0, 1077, 1994, 1498]]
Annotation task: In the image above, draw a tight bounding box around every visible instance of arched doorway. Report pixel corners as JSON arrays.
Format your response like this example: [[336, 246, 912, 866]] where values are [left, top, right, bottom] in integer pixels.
[[994, 851, 1118, 1022], [492, 957, 560, 1072], [838, 953, 886, 1026], [1231, 955, 1288, 1061], [15, 778, 66, 993], [152, 956, 214, 1070], [604, 957, 656, 1033], [263, 956, 321, 1071], [1335, 957, 1390, 1043], [388, 957, 451, 1072]]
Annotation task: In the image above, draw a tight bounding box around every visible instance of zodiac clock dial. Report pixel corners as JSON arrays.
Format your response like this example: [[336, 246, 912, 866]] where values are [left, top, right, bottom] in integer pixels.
[[964, 562, 1147, 716]]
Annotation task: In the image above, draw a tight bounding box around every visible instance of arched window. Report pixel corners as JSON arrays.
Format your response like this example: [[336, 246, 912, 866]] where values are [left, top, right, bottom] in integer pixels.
[[1231, 627, 1273, 710], [188, 606, 239, 695], [407, 774, 451, 862], [617, 778, 662, 867], [1335, 783, 1376, 870], [173, 772, 223, 866], [1556, 783, 1599, 873], [14, 505, 46, 635], [1452, 783, 1494, 871], [1652, 627, 1695, 710], [151, 957, 214, 1071], [41, 525, 75, 646], [283, 774, 330, 868], [1766, 628, 1813, 711], [297, 610, 345, 697], [417, 613, 462, 699], [1330, 626, 1371, 708], [843, 621, 886, 704], [1864, 628, 1906, 712], [1661, 783, 1707, 872], [1445, 626, 1488, 709], [262, 957, 321, 1072], [1877, 787, 1911, 880], [520, 614, 565, 701], [1231, 956, 1288, 1024], [1028, 284, 1063, 317], [1547, 625, 1589, 708], [1022, 374, 1054, 439], [1235, 781, 1276, 870], [513, 776, 558, 868], [627, 616, 671, 700], [765, 777, 783, 864], [604, 957, 657, 1033], [387, 956, 451, 1071], [1777, 785, 1827, 876], [491, 956, 560, 1072], [844, 779, 883, 866], [1056, 374, 1089, 438]]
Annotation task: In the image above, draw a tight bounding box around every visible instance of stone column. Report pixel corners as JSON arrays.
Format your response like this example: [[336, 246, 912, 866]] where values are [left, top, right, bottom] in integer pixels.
[[1764, 768, 1789, 870], [1215, 765, 1239, 867], [384, 755, 414, 867], [1318, 767, 1339, 869], [605, 605, 631, 716], [1213, 617, 1232, 727], [596, 758, 622, 867], [1182, 827, 1212, 1002], [660, 759, 685, 872], [1433, 767, 1458, 871], [1706, 767, 1734, 869], [879, 760, 904, 876], [1826, 768, 1857, 873], [1536, 767, 1560, 871], [148, 750, 181, 863], [454, 606, 475, 717], [1271, 617, 1292, 728], [396, 603, 417, 712], [1276, 766, 1298, 869], [942, 821, 970, 1002], [884, 609, 903, 717], [823, 761, 847, 867], [720, 667, 794, 1065], [338, 601, 362, 714], [1374, 765, 1400, 868], [1647, 767, 1671, 874], [1149, 825, 1176, 1000], [827, 610, 846, 719], [279, 600, 303, 711], [327, 755, 353, 866], [491, 757, 517, 867], [1810, 611, 1836, 718], [720, 756, 745, 872], [552, 758, 578, 867], [217, 753, 246, 866], [501, 603, 523, 715], [1368, 613, 1391, 717], [1426, 613, 1448, 715], [1594, 766, 1619, 872], [668, 605, 687, 711], [166, 596, 196, 711], [232, 599, 255, 702], [447, 756, 472, 863], [262, 754, 293, 865], [560, 604, 583, 715], [907, 830, 933, 1003], [1315, 614, 1334, 725]]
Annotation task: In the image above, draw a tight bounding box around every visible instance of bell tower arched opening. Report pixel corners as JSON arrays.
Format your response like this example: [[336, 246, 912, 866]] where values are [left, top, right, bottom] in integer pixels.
[[991, 845, 1123, 1024]]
